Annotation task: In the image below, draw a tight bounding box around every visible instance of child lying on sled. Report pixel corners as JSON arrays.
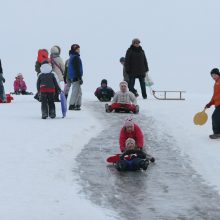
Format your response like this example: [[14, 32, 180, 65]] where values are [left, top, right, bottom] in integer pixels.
[[106, 81, 138, 113], [115, 138, 155, 171]]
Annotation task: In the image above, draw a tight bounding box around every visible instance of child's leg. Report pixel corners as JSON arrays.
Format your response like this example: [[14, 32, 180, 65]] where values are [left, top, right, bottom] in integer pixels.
[[41, 93, 49, 118], [48, 93, 56, 118], [124, 104, 136, 112]]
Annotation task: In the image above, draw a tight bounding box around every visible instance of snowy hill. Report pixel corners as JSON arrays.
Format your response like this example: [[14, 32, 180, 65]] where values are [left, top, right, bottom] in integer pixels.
[[1, 92, 220, 219]]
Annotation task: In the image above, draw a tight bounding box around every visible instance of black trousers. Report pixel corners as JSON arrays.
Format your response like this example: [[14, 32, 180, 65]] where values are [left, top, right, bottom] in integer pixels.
[[212, 106, 220, 134], [129, 75, 147, 98], [41, 92, 56, 118]]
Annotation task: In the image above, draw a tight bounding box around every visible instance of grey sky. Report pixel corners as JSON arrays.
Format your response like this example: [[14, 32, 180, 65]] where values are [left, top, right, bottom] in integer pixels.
[[1, 0, 219, 93]]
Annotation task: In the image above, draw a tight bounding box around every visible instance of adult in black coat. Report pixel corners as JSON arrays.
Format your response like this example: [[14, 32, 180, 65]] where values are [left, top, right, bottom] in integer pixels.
[[125, 38, 149, 99]]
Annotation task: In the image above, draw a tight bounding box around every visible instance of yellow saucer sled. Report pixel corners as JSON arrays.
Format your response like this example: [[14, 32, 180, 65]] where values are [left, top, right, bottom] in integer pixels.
[[193, 110, 208, 125]]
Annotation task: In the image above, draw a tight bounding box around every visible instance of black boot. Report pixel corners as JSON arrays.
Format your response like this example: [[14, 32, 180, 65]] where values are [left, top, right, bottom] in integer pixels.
[[69, 105, 75, 110]]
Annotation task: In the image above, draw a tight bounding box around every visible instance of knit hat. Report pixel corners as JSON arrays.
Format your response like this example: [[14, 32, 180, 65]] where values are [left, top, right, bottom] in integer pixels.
[[124, 116, 134, 128], [210, 68, 220, 76], [71, 44, 80, 53], [120, 57, 125, 63], [16, 73, 23, 79], [120, 81, 128, 87], [50, 46, 61, 55], [125, 138, 136, 147], [101, 79, 107, 85], [132, 38, 141, 45]]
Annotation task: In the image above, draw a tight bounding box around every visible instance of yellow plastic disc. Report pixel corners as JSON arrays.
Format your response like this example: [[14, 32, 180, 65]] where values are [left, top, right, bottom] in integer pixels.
[[193, 111, 208, 125]]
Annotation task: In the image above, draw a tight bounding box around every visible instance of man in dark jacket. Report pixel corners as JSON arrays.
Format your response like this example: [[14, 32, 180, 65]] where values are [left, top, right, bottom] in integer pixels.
[[68, 44, 83, 110], [37, 61, 61, 119], [125, 38, 149, 99]]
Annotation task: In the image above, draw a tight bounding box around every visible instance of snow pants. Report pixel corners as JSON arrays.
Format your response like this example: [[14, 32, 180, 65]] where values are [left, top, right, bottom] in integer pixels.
[[69, 81, 82, 107], [41, 92, 56, 118], [110, 103, 136, 112], [116, 158, 144, 171], [212, 106, 220, 134]]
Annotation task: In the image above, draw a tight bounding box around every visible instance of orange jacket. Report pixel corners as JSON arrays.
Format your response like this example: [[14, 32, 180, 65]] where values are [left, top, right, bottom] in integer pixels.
[[207, 77, 220, 107]]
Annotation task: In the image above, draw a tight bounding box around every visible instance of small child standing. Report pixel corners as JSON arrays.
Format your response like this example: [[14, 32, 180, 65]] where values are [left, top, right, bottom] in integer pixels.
[[37, 61, 61, 119], [13, 73, 27, 94], [0, 59, 6, 102]]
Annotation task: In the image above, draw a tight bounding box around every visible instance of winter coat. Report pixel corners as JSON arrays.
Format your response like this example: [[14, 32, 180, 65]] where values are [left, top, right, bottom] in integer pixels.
[[37, 63, 61, 93], [14, 79, 27, 92], [68, 52, 83, 81], [112, 91, 137, 105], [119, 123, 144, 152], [50, 46, 65, 82], [125, 45, 149, 77], [206, 77, 220, 107], [94, 86, 115, 98]]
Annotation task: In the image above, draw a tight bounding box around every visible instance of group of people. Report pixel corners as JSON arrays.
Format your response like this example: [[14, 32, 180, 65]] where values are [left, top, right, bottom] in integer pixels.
[[1, 38, 220, 140], [34, 44, 83, 119]]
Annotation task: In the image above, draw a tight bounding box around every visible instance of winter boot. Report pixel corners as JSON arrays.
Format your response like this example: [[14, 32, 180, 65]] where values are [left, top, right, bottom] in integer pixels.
[[115, 160, 127, 171], [139, 159, 149, 171], [134, 105, 139, 114], [209, 134, 220, 139], [69, 105, 75, 110], [105, 104, 111, 113], [75, 105, 81, 110]]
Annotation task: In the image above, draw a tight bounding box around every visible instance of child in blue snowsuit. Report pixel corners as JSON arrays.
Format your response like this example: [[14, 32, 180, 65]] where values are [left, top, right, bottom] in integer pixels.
[[116, 138, 155, 171], [0, 59, 6, 102]]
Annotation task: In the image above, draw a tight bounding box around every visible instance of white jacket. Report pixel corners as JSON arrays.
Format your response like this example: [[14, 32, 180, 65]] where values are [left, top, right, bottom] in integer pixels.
[[112, 91, 137, 105]]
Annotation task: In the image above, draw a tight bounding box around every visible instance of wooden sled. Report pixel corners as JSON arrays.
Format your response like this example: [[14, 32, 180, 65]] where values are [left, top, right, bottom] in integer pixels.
[[152, 90, 185, 100]]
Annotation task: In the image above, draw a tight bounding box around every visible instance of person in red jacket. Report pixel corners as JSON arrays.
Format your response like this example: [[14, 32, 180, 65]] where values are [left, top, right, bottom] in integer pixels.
[[119, 116, 144, 152], [205, 68, 220, 139]]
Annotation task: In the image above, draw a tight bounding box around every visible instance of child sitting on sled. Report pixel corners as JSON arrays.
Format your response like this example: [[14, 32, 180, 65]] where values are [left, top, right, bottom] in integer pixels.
[[13, 73, 28, 94], [105, 81, 138, 113], [115, 138, 154, 171], [94, 79, 115, 102]]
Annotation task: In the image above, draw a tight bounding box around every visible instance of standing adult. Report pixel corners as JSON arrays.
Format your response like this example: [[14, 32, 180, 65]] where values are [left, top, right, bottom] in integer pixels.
[[125, 38, 149, 99], [68, 44, 83, 110], [50, 45, 65, 83], [120, 57, 138, 97], [205, 68, 220, 139]]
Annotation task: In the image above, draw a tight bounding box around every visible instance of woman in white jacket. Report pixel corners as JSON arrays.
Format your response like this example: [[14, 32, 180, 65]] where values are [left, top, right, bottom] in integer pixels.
[[50, 45, 65, 83]]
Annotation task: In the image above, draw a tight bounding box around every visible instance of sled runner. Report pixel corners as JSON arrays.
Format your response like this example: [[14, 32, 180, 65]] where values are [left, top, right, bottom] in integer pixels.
[[60, 91, 67, 118], [152, 90, 185, 100]]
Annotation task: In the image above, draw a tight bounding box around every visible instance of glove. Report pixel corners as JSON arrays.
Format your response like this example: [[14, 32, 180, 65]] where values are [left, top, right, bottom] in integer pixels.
[[79, 79, 83, 85], [205, 103, 211, 108]]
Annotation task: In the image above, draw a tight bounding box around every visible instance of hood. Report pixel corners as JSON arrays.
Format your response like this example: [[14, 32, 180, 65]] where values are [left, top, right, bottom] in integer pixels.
[[40, 63, 52, 74], [50, 46, 60, 55]]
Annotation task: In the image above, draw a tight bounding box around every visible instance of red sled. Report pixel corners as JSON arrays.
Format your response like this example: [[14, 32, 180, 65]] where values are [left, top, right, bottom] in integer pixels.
[[0, 94, 14, 103], [106, 154, 130, 163]]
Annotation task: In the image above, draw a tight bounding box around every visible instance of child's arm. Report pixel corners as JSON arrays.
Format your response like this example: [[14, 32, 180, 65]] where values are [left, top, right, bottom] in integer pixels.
[[129, 92, 137, 105]]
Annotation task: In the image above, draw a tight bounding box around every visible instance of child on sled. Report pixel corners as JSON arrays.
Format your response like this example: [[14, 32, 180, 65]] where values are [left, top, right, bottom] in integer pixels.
[[115, 138, 154, 171], [105, 81, 139, 113], [94, 79, 115, 102]]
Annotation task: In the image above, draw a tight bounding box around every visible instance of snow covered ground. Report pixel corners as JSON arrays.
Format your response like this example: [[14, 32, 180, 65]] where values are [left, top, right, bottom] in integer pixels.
[[0, 90, 220, 219]]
